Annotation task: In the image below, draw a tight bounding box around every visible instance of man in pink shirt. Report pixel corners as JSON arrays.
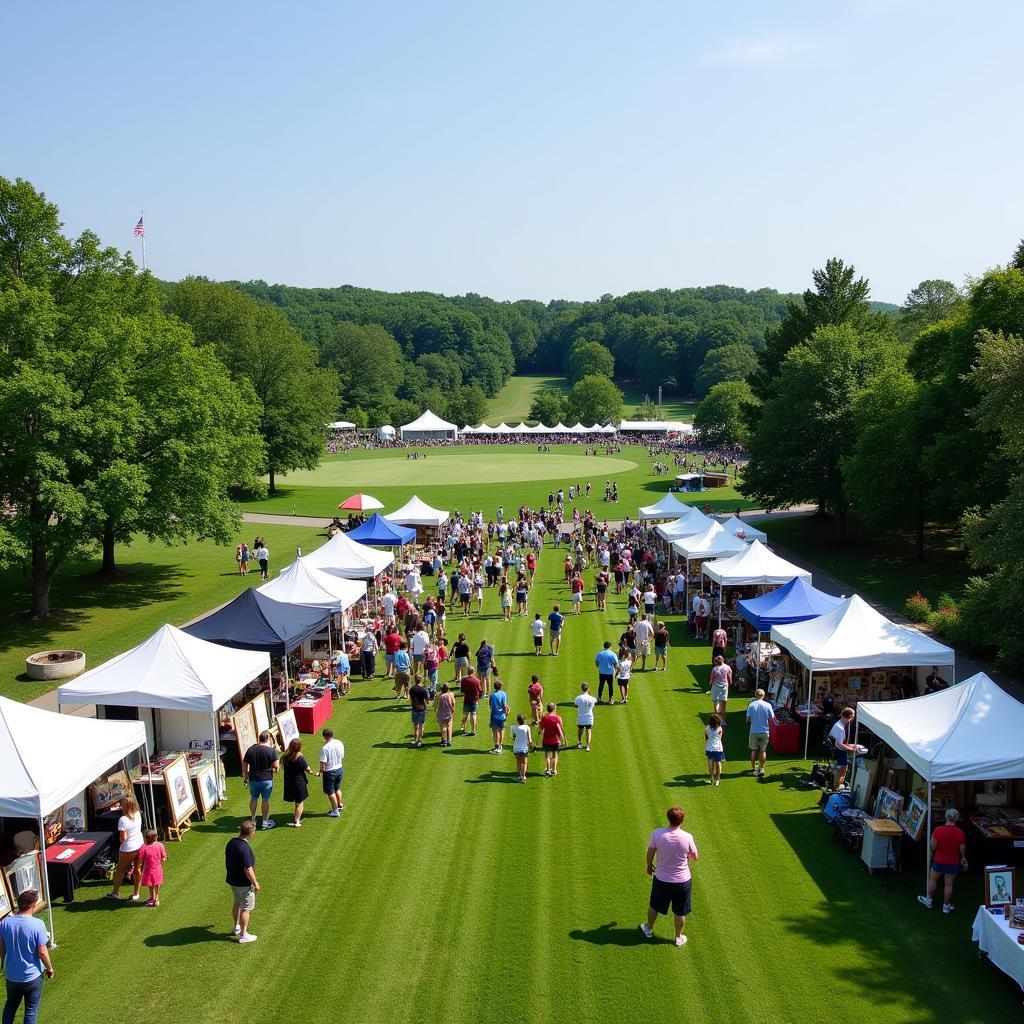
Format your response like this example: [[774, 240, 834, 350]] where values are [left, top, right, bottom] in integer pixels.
[[640, 806, 698, 947]]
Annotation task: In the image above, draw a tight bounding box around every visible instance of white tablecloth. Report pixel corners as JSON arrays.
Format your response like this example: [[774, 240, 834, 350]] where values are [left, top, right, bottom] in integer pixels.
[[972, 905, 1024, 990]]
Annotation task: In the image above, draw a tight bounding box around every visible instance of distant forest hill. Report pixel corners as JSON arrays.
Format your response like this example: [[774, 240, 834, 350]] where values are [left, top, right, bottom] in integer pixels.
[[230, 279, 896, 426]]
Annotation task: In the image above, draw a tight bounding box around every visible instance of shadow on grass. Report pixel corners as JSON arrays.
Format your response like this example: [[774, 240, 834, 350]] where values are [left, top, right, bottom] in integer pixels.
[[465, 771, 523, 785], [568, 920, 647, 947], [144, 924, 226, 946]]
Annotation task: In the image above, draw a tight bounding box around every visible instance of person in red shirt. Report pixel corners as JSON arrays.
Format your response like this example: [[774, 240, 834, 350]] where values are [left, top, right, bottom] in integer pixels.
[[382, 628, 402, 679], [918, 808, 968, 913], [539, 702, 566, 777], [395, 595, 411, 620], [527, 675, 543, 725], [459, 673, 483, 736], [526, 550, 537, 586]]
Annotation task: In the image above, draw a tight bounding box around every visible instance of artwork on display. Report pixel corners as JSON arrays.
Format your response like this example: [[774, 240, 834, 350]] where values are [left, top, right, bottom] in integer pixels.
[[252, 692, 271, 735], [162, 754, 198, 827], [900, 794, 927, 841], [4, 853, 45, 912], [277, 709, 300, 749], [195, 763, 220, 817], [0, 872, 12, 922], [232, 705, 258, 760], [63, 791, 87, 834], [777, 683, 792, 708], [985, 865, 1016, 908], [89, 768, 133, 812], [848, 676, 861, 691], [1007, 904, 1024, 930], [42, 806, 64, 846], [874, 786, 904, 822]]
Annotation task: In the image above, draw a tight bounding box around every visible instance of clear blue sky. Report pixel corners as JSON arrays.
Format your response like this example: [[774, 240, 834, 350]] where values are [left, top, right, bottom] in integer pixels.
[[6, 1, 1022, 303]]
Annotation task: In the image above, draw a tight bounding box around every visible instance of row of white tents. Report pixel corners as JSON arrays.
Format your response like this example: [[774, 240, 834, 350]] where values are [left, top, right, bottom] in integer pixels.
[[462, 421, 616, 435]]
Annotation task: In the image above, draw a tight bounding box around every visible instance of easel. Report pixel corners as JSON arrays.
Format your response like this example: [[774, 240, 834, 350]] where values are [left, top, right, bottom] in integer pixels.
[[165, 813, 193, 842]]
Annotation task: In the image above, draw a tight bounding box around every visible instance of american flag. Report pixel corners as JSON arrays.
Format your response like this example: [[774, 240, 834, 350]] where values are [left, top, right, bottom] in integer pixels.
[[134, 215, 145, 237]]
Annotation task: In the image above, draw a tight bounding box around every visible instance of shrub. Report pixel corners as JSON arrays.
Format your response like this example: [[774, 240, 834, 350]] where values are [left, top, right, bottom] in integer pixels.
[[904, 591, 932, 623], [927, 604, 963, 645]]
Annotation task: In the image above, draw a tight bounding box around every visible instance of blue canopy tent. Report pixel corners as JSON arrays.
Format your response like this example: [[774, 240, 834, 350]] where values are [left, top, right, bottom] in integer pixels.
[[737, 577, 844, 687], [346, 514, 416, 547]]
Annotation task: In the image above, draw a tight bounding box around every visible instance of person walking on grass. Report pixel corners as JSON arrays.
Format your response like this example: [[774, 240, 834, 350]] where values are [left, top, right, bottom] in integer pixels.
[[476, 638, 497, 697], [255, 542, 269, 581], [574, 682, 597, 751], [107, 795, 144, 901], [531, 613, 545, 655], [548, 604, 564, 656], [409, 677, 430, 748], [392, 641, 412, 701], [512, 714, 534, 782], [436, 683, 456, 747], [640, 806, 698, 948], [705, 714, 725, 787], [242, 732, 279, 830], [634, 615, 653, 671], [451, 633, 470, 681], [459, 672, 482, 736], [570, 571, 584, 614], [1, 890, 53, 1021], [516, 574, 529, 616], [617, 650, 634, 704], [226, 821, 260, 944], [595, 641, 618, 704], [411, 625, 430, 684], [488, 680, 509, 753], [917, 808, 968, 914], [711, 623, 728, 663], [528, 675, 543, 725], [499, 580, 512, 621], [282, 738, 312, 827], [318, 728, 345, 816], [745, 689, 776, 779], [709, 656, 731, 721], [653, 621, 670, 672], [539, 702, 566, 777]]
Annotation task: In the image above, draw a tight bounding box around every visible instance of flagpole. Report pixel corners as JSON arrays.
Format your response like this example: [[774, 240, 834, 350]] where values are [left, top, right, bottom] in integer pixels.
[[140, 210, 147, 271]]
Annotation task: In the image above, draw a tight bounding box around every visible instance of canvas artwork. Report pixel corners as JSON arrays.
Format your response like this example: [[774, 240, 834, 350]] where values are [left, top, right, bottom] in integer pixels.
[[195, 763, 220, 816], [1008, 905, 1024, 930], [875, 786, 904, 822], [232, 705, 258, 759], [89, 768, 133, 812], [42, 806, 64, 845], [0, 872, 12, 922], [4, 853, 44, 912], [986, 866, 1016, 908], [163, 754, 197, 826], [252, 692, 271, 735], [901, 794, 927, 841], [277, 709, 300, 749], [777, 683, 792, 708], [63, 791, 87, 834]]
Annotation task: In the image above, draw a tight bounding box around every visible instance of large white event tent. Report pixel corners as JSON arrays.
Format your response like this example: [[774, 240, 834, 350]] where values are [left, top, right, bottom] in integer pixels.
[[388, 494, 450, 528], [857, 673, 1024, 887], [0, 697, 148, 943], [301, 530, 394, 580], [771, 594, 956, 756], [400, 409, 458, 441], [326, 420, 356, 430], [619, 420, 693, 433], [639, 492, 692, 521], [717, 514, 768, 544], [553, 422, 570, 433], [701, 540, 810, 626], [655, 507, 713, 541], [259, 557, 367, 613], [671, 522, 745, 602]]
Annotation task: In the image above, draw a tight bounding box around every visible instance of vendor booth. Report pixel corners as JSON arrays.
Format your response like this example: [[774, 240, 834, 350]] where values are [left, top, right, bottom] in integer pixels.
[[387, 494, 450, 546], [716, 514, 768, 544], [399, 409, 458, 441], [345, 513, 417, 553], [639, 492, 693, 522], [675, 471, 729, 491], [671, 522, 745, 602], [301, 529, 394, 587], [654, 507, 714, 543], [701, 540, 810, 628], [0, 698, 149, 938], [770, 595, 955, 756]]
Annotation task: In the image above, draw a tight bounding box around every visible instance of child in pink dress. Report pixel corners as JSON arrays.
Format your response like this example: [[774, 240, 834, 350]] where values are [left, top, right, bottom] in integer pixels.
[[137, 829, 167, 906]]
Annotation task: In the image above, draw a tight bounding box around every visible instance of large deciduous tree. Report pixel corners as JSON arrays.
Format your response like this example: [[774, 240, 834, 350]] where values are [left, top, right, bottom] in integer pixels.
[[694, 381, 757, 446], [694, 343, 759, 396], [565, 375, 623, 425], [567, 340, 614, 384], [528, 389, 568, 426]]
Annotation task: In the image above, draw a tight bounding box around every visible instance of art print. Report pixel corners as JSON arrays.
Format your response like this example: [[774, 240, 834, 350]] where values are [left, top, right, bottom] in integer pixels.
[[0, 872, 12, 922], [232, 705, 258, 760], [874, 786, 904, 822], [986, 866, 1015, 908], [162, 754, 197, 826], [900, 794, 927, 841], [195, 763, 220, 817], [277, 708, 300, 749], [252, 692, 271, 735], [4, 852, 44, 912], [89, 768, 133, 812]]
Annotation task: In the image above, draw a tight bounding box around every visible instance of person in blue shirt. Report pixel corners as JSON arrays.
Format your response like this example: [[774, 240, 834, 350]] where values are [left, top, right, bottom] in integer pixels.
[[595, 641, 619, 704], [0, 888, 54, 1024], [488, 680, 510, 754], [332, 650, 351, 696], [745, 688, 778, 779], [547, 605, 565, 656]]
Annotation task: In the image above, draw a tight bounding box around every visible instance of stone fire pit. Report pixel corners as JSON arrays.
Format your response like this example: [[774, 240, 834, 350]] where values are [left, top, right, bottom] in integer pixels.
[[26, 650, 86, 681]]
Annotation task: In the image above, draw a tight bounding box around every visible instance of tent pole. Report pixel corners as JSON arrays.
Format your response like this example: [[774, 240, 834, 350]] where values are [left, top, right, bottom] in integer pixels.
[[265, 670, 275, 726], [851, 720, 861, 804], [803, 669, 813, 759], [755, 630, 761, 689], [925, 781, 933, 895], [142, 740, 157, 831], [718, 581, 723, 629], [38, 813, 57, 948], [211, 712, 223, 801]]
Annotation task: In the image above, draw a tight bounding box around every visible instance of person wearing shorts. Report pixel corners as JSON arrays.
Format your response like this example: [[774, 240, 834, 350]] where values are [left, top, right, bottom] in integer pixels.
[[242, 732, 279, 830], [459, 673, 482, 735], [318, 728, 345, 816], [527, 675, 543, 724], [918, 808, 968, 913], [828, 707, 859, 790], [539, 703, 565, 777], [634, 616, 653, 672], [547, 605, 564, 656], [488, 681, 509, 753], [641, 806, 698, 948], [531, 613, 545, 654], [705, 713, 725, 787], [653, 622, 669, 672], [392, 641, 411, 700], [226, 821, 260, 943], [711, 625, 728, 665], [511, 714, 534, 782], [709, 656, 731, 719], [409, 680, 430, 748], [451, 634, 470, 680], [745, 689, 776, 778]]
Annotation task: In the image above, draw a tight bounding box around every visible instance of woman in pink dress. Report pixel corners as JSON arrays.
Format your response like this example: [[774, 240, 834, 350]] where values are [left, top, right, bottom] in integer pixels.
[[137, 829, 168, 907]]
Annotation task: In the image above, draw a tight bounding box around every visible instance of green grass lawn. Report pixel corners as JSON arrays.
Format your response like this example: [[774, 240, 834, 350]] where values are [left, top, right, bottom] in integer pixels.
[[618, 382, 699, 422], [763, 515, 971, 611], [242, 445, 754, 519], [485, 374, 569, 424], [32, 543, 1019, 1024]]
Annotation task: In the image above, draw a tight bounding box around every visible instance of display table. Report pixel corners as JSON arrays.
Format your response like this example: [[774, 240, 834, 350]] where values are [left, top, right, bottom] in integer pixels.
[[973, 905, 1024, 990], [861, 817, 902, 872], [45, 833, 114, 902], [292, 690, 332, 733], [130, 749, 221, 784], [769, 714, 800, 754]]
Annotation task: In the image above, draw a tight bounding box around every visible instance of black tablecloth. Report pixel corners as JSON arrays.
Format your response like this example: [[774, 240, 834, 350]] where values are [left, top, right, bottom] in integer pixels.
[[45, 832, 114, 902]]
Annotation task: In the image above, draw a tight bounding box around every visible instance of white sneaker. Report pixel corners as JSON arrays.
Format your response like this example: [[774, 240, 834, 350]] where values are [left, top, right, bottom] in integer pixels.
[[917, 895, 933, 909], [238, 933, 258, 944], [639, 923, 654, 939], [675, 935, 688, 947], [233, 924, 241, 935], [942, 903, 955, 914], [262, 819, 276, 830], [327, 809, 340, 817]]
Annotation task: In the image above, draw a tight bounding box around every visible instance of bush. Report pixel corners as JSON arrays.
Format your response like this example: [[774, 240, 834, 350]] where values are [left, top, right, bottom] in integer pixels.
[[927, 605, 962, 643], [904, 591, 932, 623]]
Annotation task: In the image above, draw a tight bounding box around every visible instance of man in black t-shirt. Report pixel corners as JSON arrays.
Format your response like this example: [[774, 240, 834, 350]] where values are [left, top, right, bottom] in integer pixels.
[[226, 820, 260, 943], [242, 731, 280, 830], [409, 681, 430, 748]]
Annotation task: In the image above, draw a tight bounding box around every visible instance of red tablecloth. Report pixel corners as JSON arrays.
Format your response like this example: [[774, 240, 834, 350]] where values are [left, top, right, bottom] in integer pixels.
[[769, 717, 800, 755], [45, 839, 96, 862], [292, 691, 332, 734]]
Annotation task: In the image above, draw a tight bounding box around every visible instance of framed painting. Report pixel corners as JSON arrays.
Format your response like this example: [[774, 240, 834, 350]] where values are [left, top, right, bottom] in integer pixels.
[[232, 705, 258, 760], [874, 786, 904, 822], [900, 794, 927, 841], [986, 865, 1016, 909], [162, 754, 197, 827], [777, 683, 792, 708], [252, 692, 271, 736], [277, 709, 300, 750], [195, 763, 220, 817], [1007, 904, 1024, 930], [0, 871, 12, 922], [4, 852, 45, 913], [42, 806, 64, 846], [89, 768, 133, 812], [63, 790, 87, 834]]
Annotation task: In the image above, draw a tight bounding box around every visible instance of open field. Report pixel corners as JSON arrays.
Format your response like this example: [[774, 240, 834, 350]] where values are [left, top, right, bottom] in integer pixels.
[[27, 538, 1019, 1024]]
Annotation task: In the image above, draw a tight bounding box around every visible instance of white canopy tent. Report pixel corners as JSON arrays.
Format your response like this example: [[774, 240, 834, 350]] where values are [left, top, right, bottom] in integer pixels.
[[701, 540, 810, 627], [552, 422, 569, 433], [0, 697, 149, 945], [475, 424, 494, 434], [638, 492, 692, 521], [655, 507, 713, 541], [619, 419, 693, 433], [387, 494, 450, 528], [856, 673, 1024, 888], [376, 425, 396, 441], [716, 514, 768, 544], [569, 422, 587, 433], [771, 594, 956, 756], [671, 522, 745, 606], [513, 422, 531, 433], [532, 423, 553, 434], [460, 425, 477, 434], [259, 557, 367, 613], [302, 530, 394, 580], [399, 409, 458, 440], [493, 423, 512, 434], [326, 420, 356, 430]]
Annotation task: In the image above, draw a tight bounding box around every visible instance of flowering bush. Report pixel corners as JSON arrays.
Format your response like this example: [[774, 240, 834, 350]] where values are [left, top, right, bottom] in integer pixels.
[[904, 591, 932, 623], [928, 604, 962, 643]]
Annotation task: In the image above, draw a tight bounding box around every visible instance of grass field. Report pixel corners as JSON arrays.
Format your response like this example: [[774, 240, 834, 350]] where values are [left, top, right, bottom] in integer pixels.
[[30, 541, 1020, 1024]]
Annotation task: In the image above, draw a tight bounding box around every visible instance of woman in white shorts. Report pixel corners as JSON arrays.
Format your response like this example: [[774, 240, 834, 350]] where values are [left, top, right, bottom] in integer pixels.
[[709, 655, 731, 719]]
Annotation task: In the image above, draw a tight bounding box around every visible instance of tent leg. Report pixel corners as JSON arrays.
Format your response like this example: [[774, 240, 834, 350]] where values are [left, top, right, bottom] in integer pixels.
[[38, 813, 57, 948], [212, 713, 224, 800], [142, 741, 157, 832], [850, 720, 861, 804], [266, 671, 275, 726], [925, 782, 933, 895], [803, 670, 813, 759], [718, 582, 722, 629], [755, 631, 761, 689]]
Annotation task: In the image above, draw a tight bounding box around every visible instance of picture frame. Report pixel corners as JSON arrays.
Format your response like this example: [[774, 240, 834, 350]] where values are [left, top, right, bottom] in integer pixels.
[[195, 762, 220, 818], [1007, 905, 1024, 930], [162, 753, 197, 827], [277, 708, 300, 749], [232, 704, 258, 760], [777, 682, 792, 708], [4, 852, 45, 913], [252, 692, 271, 736], [985, 865, 1016, 908], [42, 805, 64, 846], [63, 790, 87, 834], [900, 794, 927, 841], [874, 786, 904, 822], [0, 871, 12, 922], [89, 768, 133, 812]]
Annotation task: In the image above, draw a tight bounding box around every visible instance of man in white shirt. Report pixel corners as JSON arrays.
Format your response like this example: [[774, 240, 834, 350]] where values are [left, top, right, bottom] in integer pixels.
[[318, 728, 345, 817], [410, 627, 430, 683], [531, 614, 545, 655], [574, 682, 597, 751], [381, 589, 397, 629], [634, 615, 654, 671], [406, 569, 422, 607], [829, 707, 859, 790]]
